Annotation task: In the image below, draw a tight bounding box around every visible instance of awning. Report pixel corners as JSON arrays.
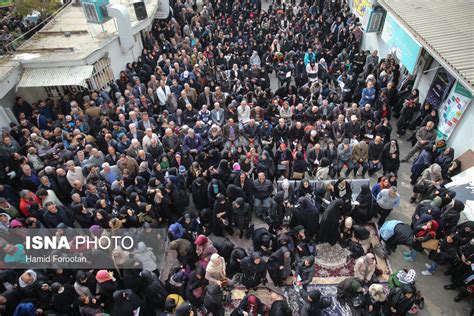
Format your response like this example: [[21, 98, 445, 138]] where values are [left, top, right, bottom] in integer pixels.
[[17, 65, 94, 89]]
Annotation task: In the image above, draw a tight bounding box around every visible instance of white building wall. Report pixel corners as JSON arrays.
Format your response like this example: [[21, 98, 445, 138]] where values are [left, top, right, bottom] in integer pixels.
[[105, 33, 144, 80]]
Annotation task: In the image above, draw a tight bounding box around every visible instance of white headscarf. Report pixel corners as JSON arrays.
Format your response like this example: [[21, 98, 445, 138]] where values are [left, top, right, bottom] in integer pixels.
[[206, 253, 226, 279]]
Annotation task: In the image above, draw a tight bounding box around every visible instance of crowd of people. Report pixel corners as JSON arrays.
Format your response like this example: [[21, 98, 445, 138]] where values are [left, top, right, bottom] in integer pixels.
[[0, 0, 472, 315], [0, 6, 44, 55]]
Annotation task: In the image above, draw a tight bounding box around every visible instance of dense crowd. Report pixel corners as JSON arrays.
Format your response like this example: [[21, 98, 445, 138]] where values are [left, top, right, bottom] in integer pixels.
[[0, 0, 472, 315], [0, 6, 43, 55]]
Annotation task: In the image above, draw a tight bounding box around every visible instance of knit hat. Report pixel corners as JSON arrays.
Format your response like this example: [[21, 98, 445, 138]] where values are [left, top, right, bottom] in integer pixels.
[[232, 162, 241, 171], [194, 235, 208, 246], [95, 270, 112, 283], [397, 269, 416, 284], [178, 165, 186, 174]]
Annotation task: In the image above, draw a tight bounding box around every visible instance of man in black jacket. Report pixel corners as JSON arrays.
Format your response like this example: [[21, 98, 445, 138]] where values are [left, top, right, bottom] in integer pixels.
[[272, 118, 289, 147], [368, 135, 384, 176], [253, 172, 273, 219], [240, 252, 267, 290], [42, 201, 74, 228]]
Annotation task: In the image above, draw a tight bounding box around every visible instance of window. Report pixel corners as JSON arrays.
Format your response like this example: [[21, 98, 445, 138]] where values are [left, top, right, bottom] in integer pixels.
[[44, 86, 61, 98], [90, 57, 114, 90]]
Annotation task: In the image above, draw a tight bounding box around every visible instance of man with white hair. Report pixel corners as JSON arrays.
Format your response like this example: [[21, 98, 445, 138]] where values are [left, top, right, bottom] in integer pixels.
[[142, 128, 159, 151], [100, 162, 122, 185], [237, 101, 251, 129], [211, 102, 225, 126], [128, 111, 139, 126], [127, 123, 144, 142]]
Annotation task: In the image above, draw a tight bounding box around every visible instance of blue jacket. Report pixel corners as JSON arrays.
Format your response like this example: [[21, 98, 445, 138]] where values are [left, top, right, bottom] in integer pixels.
[[380, 220, 403, 240], [304, 52, 316, 66], [359, 87, 376, 106]]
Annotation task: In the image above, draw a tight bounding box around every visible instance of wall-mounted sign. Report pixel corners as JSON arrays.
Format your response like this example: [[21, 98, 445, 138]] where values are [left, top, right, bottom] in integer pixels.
[[381, 13, 422, 74], [362, 6, 385, 33], [352, 0, 372, 18], [425, 67, 455, 109], [437, 81, 472, 140]]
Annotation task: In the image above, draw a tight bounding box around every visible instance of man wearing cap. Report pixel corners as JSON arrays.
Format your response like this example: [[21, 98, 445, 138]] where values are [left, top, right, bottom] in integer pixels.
[[345, 115, 361, 140]]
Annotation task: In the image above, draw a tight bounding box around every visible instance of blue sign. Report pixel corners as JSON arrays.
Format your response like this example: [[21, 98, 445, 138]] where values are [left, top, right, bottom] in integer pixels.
[[381, 13, 422, 74]]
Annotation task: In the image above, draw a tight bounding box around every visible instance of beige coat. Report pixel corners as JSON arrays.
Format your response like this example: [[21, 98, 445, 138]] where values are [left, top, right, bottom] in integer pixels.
[[352, 141, 369, 162]]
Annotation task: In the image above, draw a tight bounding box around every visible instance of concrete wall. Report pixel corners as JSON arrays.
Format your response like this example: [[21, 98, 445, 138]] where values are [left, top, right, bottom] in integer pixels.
[[17, 87, 48, 104], [0, 65, 22, 109], [360, 32, 392, 61], [0, 89, 17, 111]]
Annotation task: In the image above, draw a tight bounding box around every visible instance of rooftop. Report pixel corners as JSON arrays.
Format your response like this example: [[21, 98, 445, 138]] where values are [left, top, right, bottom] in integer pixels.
[[380, 0, 474, 91], [12, 0, 160, 65]]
